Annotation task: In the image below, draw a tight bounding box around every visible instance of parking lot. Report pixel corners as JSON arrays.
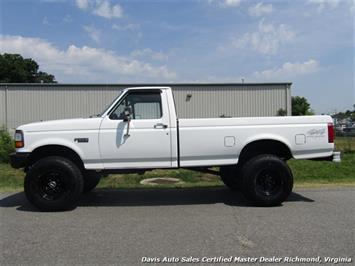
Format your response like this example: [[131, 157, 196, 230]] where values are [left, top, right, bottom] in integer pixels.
[[1, 187, 354, 265]]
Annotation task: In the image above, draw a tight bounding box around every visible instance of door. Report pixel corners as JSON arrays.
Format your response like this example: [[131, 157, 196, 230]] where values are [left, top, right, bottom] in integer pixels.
[[99, 89, 172, 169]]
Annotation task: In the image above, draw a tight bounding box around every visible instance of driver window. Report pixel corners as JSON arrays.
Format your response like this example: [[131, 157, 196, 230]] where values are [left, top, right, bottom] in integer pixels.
[[110, 91, 162, 120]]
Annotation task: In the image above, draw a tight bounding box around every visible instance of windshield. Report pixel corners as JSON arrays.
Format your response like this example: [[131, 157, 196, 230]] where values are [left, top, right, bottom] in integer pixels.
[[99, 90, 124, 116]]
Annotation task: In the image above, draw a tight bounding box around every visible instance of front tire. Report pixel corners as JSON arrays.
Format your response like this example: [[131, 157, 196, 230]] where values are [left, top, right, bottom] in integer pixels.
[[241, 154, 293, 207], [24, 156, 83, 211]]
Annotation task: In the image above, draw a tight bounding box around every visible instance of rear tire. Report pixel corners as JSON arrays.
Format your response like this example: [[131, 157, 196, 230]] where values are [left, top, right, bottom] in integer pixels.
[[220, 165, 241, 190], [83, 171, 101, 193], [24, 156, 83, 211], [241, 154, 293, 207]]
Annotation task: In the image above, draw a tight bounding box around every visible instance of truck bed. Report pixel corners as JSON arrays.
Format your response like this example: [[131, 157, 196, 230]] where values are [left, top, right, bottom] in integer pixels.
[[178, 115, 334, 167]]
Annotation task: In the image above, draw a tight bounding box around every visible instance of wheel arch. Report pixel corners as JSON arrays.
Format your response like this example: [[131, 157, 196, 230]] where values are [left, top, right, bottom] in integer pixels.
[[26, 145, 85, 171], [238, 138, 293, 164]]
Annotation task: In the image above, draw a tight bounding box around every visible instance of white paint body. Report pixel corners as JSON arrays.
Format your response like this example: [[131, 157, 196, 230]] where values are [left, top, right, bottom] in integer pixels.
[[16, 87, 334, 170]]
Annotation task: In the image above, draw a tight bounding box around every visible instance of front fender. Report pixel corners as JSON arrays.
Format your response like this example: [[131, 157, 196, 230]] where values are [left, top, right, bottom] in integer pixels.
[[16, 136, 85, 160]]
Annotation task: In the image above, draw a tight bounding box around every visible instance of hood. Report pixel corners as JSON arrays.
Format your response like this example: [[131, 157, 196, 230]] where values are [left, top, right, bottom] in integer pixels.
[[17, 117, 103, 132]]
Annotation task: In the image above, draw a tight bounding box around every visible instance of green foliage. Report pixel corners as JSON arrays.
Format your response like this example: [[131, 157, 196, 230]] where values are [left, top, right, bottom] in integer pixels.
[[332, 109, 355, 122], [0, 128, 15, 163], [277, 108, 287, 116], [0, 53, 57, 83], [292, 96, 313, 116]]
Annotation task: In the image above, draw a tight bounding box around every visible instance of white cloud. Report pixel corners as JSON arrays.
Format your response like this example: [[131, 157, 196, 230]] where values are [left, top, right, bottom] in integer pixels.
[[222, 0, 242, 6], [75, 0, 89, 10], [131, 48, 168, 61], [94, 0, 122, 19], [112, 23, 140, 31], [83, 25, 101, 43], [255, 59, 320, 79], [209, 0, 242, 7], [75, 0, 123, 19], [248, 2, 273, 17], [308, 0, 340, 12], [0, 35, 176, 82], [233, 20, 295, 54]]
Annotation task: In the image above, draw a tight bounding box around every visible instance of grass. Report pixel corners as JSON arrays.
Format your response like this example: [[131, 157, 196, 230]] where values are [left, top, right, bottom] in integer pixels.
[[97, 168, 222, 190], [1, 137, 354, 192], [0, 163, 25, 192], [289, 153, 355, 187], [335, 136, 355, 153]]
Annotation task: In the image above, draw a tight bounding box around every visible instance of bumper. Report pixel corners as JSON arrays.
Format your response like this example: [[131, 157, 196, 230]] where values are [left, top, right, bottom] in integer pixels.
[[10, 152, 30, 169]]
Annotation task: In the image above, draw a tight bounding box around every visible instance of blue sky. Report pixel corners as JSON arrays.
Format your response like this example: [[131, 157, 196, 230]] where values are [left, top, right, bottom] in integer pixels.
[[0, 0, 354, 114]]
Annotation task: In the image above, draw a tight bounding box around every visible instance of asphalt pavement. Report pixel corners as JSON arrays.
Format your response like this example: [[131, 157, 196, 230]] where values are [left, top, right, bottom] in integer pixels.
[[1, 187, 354, 265]]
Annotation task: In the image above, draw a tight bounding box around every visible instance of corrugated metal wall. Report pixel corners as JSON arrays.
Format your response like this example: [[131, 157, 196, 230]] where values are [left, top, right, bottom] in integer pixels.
[[0, 83, 291, 130], [0, 87, 6, 129], [172, 84, 288, 118]]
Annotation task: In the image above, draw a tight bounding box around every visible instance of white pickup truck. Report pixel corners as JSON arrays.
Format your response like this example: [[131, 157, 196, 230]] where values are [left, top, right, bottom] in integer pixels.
[[10, 86, 336, 211]]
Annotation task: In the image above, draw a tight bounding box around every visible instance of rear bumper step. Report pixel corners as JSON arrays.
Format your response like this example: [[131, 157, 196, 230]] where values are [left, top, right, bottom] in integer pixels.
[[310, 151, 341, 162], [332, 151, 341, 162]]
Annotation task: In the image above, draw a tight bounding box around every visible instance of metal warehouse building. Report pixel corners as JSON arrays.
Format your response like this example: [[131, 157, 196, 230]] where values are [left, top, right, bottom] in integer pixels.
[[0, 83, 292, 130]]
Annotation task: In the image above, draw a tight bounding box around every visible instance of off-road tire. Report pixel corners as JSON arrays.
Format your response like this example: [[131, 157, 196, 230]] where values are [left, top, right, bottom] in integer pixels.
[[24, 156, 83, 211], [241, 154, 293, 206]]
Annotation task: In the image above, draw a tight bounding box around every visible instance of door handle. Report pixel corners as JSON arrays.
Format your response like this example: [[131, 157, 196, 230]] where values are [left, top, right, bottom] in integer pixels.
[[154, 123, 168, 129]]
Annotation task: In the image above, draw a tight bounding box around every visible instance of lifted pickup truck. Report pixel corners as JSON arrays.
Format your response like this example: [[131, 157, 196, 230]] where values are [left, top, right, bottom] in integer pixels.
[[11, 87, 336, 211]]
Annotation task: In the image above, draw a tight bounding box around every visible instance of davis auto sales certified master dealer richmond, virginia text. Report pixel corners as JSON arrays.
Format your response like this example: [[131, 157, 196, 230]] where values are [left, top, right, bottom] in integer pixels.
[[141, 256, 352, 264]]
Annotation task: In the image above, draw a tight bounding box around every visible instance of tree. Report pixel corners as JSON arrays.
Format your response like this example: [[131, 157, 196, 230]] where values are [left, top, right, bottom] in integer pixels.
[[0, 53, 57, 83], [0, 127, 14, 163], [276, 108, 287, 116], [292, 96, 314, 116]]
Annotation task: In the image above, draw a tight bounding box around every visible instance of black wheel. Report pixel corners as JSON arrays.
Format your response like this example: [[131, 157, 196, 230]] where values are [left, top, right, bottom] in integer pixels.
[[220, 165, 241, 190], [24, 156, 84, 211], [83, 171, 101, 193], [241, 154, 293, 207]]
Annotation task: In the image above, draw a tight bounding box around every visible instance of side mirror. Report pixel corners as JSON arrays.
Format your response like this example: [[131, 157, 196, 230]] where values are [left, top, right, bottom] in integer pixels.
[[123, 106, 132, 122], [123, 106, 132, 137]]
